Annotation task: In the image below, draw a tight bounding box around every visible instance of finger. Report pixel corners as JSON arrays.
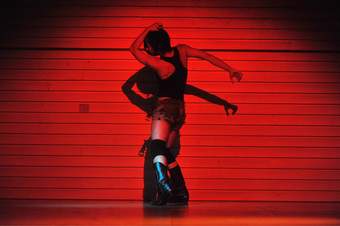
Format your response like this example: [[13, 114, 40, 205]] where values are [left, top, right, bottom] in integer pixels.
[[224, 106, 229, 115], [233, 105, 238, 115]]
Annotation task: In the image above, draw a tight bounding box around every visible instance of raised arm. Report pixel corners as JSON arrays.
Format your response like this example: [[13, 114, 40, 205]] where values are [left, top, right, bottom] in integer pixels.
[[129, 23, 173, 78], [180, 44, 243, 83]]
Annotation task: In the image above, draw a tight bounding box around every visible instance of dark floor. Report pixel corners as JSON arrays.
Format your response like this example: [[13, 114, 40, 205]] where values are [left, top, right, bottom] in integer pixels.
[[0, 200, 339, 225]]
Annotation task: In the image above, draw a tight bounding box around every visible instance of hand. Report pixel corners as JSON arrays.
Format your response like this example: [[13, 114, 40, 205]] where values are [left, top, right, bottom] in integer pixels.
[[148, 22, 163, 31], [138, 138, 151, 157], [224, 103, 238, 116], [229, 70, 243, 83]]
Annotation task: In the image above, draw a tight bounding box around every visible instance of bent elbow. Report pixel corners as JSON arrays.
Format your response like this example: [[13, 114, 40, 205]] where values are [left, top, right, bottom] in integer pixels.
[[129, 46, 137, 55], [121, 84, 129, 93], [121, 81, 134, 94]]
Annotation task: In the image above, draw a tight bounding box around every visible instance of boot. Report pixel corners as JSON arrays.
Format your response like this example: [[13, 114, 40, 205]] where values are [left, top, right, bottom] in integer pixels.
[[150, 186, 166, 206], [152, 162, 173, 205], [167, 164, 189, 205]]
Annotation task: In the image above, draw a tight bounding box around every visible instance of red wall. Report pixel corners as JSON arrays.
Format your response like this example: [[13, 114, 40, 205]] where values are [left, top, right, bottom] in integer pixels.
[[1, 0, 340, 201]]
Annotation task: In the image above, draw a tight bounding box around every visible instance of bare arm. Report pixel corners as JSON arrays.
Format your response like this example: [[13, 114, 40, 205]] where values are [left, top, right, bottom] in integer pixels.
[[129, 23, 173, 78], [184, 84, 238, 115], [121, 68, 154, 115], [180, 44, 243, 82]]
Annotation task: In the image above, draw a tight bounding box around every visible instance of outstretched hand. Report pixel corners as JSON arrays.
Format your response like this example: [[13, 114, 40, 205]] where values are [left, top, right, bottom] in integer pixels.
[[230, 70, 243, 83], [224, 103, 238, 116]]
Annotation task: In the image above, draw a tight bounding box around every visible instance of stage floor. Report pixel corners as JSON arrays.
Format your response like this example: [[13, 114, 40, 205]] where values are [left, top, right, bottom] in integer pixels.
[[1, 200, 339, 225]]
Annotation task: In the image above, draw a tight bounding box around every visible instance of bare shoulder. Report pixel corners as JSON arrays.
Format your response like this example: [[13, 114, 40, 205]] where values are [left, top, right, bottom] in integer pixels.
[[176, 44, 190, 53], [177, 44, 207, 59]]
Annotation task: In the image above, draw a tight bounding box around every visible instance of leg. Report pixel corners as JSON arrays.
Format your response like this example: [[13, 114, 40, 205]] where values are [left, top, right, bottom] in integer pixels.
[[166, 130, 189, 205], [151, 117, 171, 141], [149, 118, 173, 205], [166, 129, 178, 149]]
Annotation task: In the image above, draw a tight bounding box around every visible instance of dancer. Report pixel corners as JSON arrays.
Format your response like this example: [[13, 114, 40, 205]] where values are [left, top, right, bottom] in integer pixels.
[[129, 23, 243, 205], [121, 67, 188, 205], [122, 67, 238, 205]]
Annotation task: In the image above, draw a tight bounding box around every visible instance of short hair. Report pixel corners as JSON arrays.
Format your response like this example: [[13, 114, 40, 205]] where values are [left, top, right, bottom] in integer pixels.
[[144, 28, 171, 55]]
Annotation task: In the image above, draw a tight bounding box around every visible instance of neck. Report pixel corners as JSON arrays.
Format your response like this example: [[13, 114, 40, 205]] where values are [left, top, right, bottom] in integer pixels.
[[161, 48, 174, 57]]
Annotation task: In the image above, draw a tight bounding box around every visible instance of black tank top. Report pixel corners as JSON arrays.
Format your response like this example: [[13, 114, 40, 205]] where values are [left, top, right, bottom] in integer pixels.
[[157, 46, 188, 100]]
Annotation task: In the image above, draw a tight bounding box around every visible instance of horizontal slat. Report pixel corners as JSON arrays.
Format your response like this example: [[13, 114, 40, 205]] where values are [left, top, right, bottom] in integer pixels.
[[5, 27, 340, 41], [0, 177, 144, 189], [1, 155, 340, 169], [192, 190, 340, 201], [1, 70, 340, 83], [1, 38, 337, 50], [2, 50, 340, 62], [50, 0, 340, 9], [1, 145, 340, 158], [1, 134, 340, 147], [1, 80, 340, 94], [1, 102, 340, 115], [4, 16, 340, 30], [2, 0, 332, 8], [1, 91, 340, 104], [1, 123, 340, 136], [0, 188, 141, 200], [1, 166, 339, 180], [8, 7, 340, 19], [2, 177, 339, 190], [1, 113, 340, 126], [1, 59, 340, 72], [0, 188, 339, 201]]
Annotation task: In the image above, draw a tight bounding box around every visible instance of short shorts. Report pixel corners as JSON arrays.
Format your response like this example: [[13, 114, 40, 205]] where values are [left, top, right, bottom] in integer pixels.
[[149, 97, 186, 131]]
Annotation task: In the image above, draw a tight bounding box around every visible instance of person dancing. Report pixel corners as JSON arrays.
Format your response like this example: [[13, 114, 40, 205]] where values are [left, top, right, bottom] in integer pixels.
[[122, 66, 239, 205], [129, 23, 243, 205]]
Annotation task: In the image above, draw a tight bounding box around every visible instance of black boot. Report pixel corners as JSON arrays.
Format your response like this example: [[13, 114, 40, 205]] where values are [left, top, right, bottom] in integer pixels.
[[150, 186, 164, 206], [151, 162, 173, 205], [167, 164, 189, 205]]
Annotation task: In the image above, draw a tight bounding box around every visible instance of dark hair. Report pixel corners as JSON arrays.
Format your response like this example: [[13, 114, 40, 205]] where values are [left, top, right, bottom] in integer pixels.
[[144, 28, 171, 55]]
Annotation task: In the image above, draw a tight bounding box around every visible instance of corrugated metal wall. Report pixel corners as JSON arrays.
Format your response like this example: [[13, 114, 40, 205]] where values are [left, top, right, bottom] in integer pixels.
[[1, 0, 340, 201]]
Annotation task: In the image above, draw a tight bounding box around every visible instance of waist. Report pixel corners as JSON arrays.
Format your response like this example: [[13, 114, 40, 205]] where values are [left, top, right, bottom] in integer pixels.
[[158, 96, 173, 100], [156, 96, 184, 105], [157, 96, 184, 101]]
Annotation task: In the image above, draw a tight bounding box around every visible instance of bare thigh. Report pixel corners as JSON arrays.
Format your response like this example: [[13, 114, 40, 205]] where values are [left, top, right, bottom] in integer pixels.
[[167, 130, 178, 148], [151, 118, 171, 142]]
